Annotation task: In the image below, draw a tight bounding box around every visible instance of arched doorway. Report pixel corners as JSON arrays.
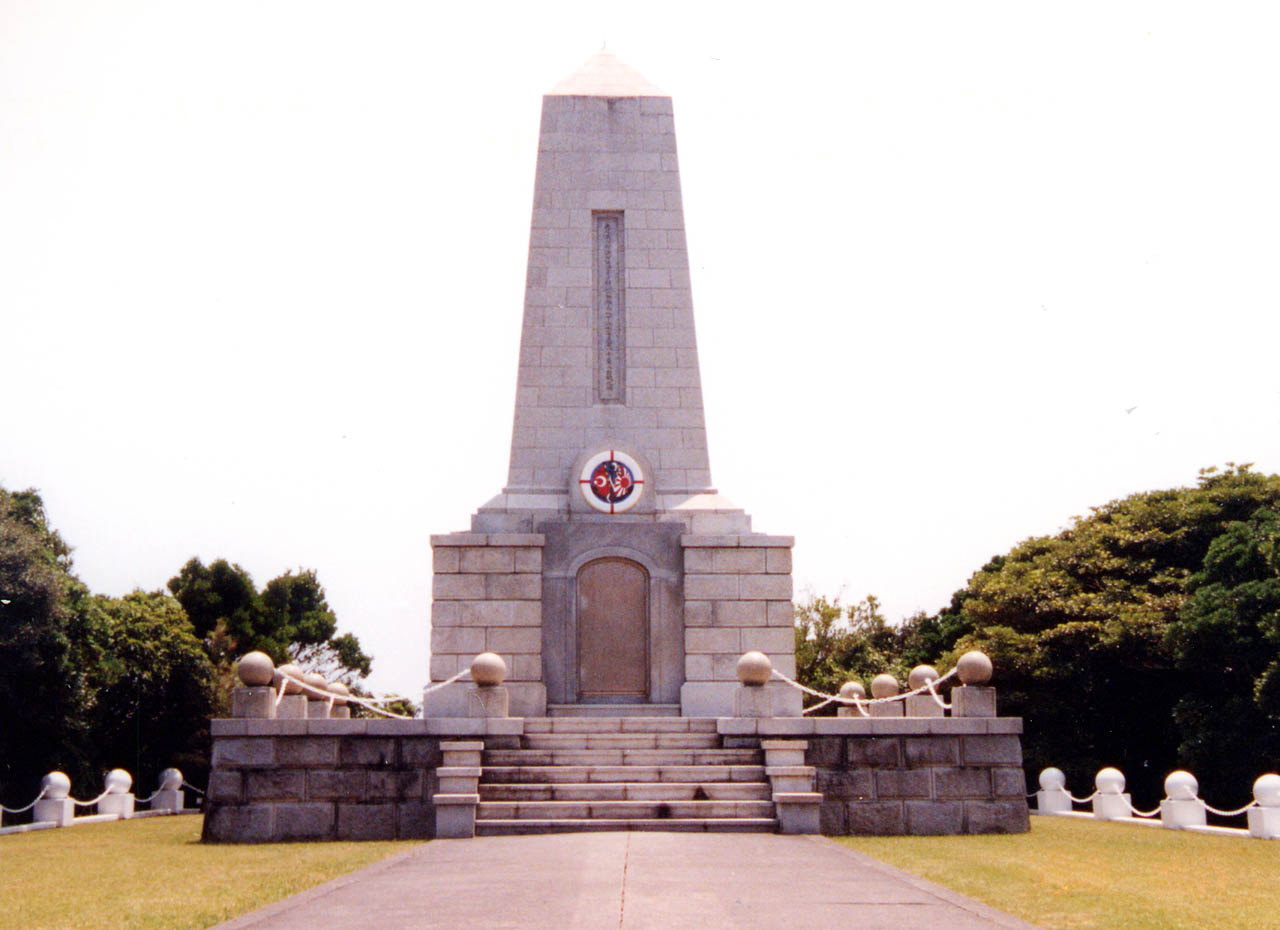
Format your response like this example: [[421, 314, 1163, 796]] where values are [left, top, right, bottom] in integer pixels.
[[576, 558, 649, 700]]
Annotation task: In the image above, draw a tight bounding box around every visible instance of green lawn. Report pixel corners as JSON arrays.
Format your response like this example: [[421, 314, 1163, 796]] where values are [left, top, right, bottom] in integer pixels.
[[839, 815, 1280, 930], [4, 813, 1276, 929], [0, 816, 419, 930]]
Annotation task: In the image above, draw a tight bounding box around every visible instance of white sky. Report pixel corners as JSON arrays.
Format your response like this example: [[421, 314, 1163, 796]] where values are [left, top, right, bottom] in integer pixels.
[[3, 2, 1278, 699]]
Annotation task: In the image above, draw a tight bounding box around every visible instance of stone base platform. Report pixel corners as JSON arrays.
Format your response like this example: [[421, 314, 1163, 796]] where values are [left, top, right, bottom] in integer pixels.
[[202, 715, 1028, 842]]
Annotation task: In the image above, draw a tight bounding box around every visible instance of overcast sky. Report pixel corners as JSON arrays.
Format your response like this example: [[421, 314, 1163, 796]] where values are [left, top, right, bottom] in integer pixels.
[[3, 2, 1278, 699]]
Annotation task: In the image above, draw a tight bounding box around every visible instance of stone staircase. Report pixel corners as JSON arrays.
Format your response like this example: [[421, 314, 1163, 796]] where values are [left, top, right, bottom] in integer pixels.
[[474, 717, 779, 835]]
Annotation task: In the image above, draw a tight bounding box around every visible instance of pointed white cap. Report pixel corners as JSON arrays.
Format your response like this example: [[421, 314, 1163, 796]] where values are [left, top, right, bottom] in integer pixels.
[[550, 50, 665, 97]]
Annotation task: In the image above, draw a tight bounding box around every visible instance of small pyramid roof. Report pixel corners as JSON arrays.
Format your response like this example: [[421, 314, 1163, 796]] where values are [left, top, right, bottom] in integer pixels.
[[550, 50, 666, 97]]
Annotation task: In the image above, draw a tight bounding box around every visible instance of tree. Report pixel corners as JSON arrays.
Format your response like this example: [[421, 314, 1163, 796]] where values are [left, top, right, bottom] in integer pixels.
[[81, 591, 216, 793], [910, 464, 1280, 804], [166, 558, 258, 667], [1167, 504, 1280, 803], [0, 487, 94, 805], [167, 558, 371, 685], [794, 594, 912, 711]]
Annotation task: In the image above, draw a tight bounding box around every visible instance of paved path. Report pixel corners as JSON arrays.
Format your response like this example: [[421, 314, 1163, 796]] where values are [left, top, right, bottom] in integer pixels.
[[212, 832, 1042, 930]]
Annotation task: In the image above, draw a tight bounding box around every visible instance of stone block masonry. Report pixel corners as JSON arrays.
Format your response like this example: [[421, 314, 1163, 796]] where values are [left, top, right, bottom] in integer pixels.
[[204, 722, 443, 842], [203, 718, 522, 842], [430, 52, 798, 719], [782, 719, 1030, 836], [428, 533, 546, 717], [680, 534, 801, 716]]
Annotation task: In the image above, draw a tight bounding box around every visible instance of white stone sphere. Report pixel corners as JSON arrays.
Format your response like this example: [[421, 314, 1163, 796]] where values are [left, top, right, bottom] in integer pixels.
[[1164, 770, 1199, 801], [736, 651, 773, 686], [302, 671, 328, 696], [1095, 767, 1126, 795], [276, 663, 304, 694], [235, 651, 275, 687], [1254, 774, 1280, 807], [838, 681, 866, 700], [1039, 767, 1066, 791], [104, 768, 133, 794], [870, 674, 900, 699], [41, 771, 71, 799], [159, 768, 183, 791], [327, 681, 351, 706], [470, 652, 508, 687], [908, 665, 940, 691], [956, 651, 994, 685]]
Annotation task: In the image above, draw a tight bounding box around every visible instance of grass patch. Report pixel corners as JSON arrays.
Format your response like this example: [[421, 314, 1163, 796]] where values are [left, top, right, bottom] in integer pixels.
[[0, 816, 419, 930], [838, 815, 1280, 930]]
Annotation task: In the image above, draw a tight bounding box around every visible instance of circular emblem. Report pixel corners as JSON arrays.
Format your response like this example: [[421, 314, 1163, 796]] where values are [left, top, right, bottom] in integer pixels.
[[579, 450, 645, 514]]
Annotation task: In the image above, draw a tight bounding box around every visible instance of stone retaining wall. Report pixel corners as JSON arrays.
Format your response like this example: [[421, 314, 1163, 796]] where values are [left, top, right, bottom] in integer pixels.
[[203, 718, 519, 843], [204, 715, 1029, 841], [718, 716, 1029, 835]]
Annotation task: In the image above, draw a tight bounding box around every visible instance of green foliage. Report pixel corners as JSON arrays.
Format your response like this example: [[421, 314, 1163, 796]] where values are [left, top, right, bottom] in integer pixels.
[[1167, 503, 1280, 801], [80, 591, 216, 793], [168, 558, 371, 684], [911, 464, 1280, 804], [1, 481, 375, 807], [793, 594, 912, 710], [796, 465, 1280, 803], [167, 558, 259, 666], [0, 487, 94, 803]]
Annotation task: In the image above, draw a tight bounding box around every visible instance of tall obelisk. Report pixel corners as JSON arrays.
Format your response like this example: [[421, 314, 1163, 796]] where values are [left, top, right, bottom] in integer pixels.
[[480, 51, 722, 522], [428, 53, 798, 718]]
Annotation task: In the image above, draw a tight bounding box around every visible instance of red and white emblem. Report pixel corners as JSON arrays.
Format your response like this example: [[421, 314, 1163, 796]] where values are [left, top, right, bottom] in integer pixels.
[[579, 450, 645, 514]]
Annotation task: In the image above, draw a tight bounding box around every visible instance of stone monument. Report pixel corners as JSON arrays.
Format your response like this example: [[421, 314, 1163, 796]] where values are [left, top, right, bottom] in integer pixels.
[[425, 51, 800, 718]]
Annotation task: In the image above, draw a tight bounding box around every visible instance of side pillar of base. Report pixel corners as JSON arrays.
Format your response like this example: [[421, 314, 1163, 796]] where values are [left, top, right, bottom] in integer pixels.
[[428, 533, 547, 718], [680, 532, 798, 718]]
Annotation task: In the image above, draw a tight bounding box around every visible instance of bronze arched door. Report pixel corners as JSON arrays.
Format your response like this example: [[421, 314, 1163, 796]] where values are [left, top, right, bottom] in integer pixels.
[[576, 558, 649, 700]]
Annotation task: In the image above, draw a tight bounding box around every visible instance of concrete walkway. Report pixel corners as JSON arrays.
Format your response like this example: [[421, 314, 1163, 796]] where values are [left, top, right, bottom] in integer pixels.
[[212, 832, 1042, 930]]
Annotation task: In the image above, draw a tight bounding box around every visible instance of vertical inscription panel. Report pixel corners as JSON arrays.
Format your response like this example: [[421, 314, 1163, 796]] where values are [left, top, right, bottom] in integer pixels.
[[594, 211, 626, 404]]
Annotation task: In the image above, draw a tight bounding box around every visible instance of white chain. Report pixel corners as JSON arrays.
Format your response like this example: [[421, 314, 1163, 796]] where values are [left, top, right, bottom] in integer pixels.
[[0, 786, 48, 814], [771, 666, 958, 707]]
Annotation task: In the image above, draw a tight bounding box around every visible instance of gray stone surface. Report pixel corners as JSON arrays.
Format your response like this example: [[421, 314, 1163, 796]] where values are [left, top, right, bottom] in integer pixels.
[[952, 686, 998, 717], [209, 832, 1044, 930], [232, 687, 275, 718], [804, 731, 1030, 835], [540, 521, 685, 706], [426, 53, 796, 718], [203, 733, 448, 842]]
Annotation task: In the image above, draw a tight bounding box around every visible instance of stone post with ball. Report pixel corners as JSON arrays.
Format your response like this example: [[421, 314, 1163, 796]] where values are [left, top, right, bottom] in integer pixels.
[[868, 674, 903, 718], [1092, 767, 1133, 820], [951, 651, 996, 717], [466, 652, 510, 718], [32, 771, 74, 826], [98, 768, 135, 818], [733, 651, 775, 717], [1248, 774, 1280, 838], [274, 663, 308, 718], [232, 651, 277, 718]]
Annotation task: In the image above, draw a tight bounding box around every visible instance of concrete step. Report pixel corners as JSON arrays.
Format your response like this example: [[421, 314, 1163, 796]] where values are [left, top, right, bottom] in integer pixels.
[[547, 704, 681, 717], [478, 782, 772, 802], [481, 764, 768, 785], [482, 748, 761, 767], [475, 817, 778, 835], [523, 717, 718, 734], [477, 799, 776, 821], [521, 733, 721, 750]]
